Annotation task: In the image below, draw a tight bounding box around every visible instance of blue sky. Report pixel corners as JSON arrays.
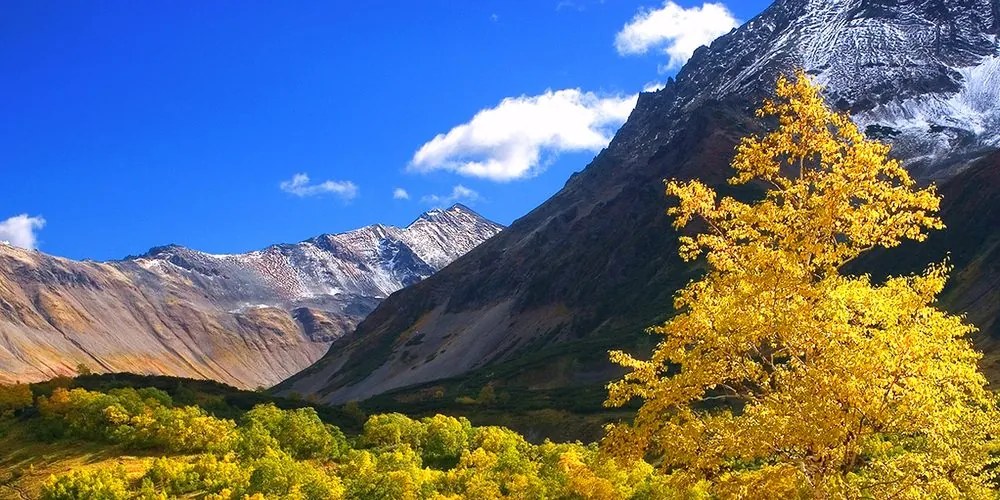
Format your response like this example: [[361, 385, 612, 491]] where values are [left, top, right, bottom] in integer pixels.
[[1, 1, 770, 260]]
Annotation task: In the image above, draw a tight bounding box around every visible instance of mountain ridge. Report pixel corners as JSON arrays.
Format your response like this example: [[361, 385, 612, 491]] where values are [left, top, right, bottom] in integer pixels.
[[279, 0, 1000, 404], [0, 204, 503, 388]]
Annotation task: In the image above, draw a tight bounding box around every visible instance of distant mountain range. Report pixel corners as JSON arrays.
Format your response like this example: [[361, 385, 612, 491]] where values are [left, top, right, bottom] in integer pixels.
[[0, 204, 502, 388], [278, 0, 1000, 406]]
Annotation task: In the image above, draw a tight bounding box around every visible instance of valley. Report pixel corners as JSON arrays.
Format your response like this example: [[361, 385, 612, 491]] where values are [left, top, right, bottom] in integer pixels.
[[3, 0, 1000, 497]]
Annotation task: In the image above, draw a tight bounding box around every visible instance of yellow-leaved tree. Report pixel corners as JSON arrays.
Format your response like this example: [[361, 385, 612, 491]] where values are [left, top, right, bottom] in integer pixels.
[[603, 72, 999, 498]]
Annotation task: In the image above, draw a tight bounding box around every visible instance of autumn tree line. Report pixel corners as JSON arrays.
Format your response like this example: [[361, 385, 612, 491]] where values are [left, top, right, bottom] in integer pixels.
[[1, 385, 668, 499], [2, 74, 997, 498]]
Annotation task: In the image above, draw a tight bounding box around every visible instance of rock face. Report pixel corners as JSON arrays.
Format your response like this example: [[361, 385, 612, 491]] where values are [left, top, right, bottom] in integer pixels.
[[0, 204, 503, 388], [649, 0, 1000, 179], [279, 0, 1000, 403]]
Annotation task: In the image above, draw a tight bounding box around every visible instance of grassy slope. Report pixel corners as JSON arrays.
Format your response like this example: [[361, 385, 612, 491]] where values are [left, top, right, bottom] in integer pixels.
[[0, 373, 626, 498], [0, 420, 156, 499], [356, 328, 653, 443], [0, 371, 625, 497], [0, 374, 358, 499]]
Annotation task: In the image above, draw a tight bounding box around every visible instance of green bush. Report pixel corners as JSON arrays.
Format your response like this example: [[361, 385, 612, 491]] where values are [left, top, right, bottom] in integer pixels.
[[144, 454, 249, 496], [37, 387, 235, 452], [419, 414, 473, 469], [40, 467, 130, 500], [245, 450, 344, 499], [240, 404, 347, 460], [234, 420, 282, 459], [360, 412, 423, 450], [340, 447, 436, 499]]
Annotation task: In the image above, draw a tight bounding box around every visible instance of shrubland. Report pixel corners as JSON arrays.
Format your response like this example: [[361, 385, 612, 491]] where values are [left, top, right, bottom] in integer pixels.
[[2, 386, 665, 499]]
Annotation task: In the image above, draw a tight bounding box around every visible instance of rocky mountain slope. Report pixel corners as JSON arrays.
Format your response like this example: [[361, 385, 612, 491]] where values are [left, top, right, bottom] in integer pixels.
[[0, 204, 502, 388], [279, 0, 1000, 404]]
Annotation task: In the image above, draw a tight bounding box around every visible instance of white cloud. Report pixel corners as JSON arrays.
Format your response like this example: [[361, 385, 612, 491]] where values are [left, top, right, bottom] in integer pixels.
[[615, 1, 738, 70], [279, 173, 358, 201], [0, 214, 46, 250], [422, 185, 481, 207], [393, 188, 410, 200], [410, 89, 637, 182]]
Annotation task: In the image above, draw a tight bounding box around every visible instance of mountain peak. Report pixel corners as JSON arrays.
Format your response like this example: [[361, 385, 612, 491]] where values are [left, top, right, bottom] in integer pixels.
[[132, 205, 500, 265], [129, 207, 503, 300], [447, 202, 474, 212], [410, 203, 491, 227], [278, 0, 1000, 406], [0, 204, 503, 389], [635, 0, 1000, 180], [139, 243, 183, 255], [682, 0, 998, 100]]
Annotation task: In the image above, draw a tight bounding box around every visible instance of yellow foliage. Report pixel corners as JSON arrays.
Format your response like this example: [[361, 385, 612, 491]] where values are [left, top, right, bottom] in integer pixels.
[[558, 450, 619, 499], [27, 392, 673, 498], [604, 71, 1000, 498], [0, 382, 33, 414]]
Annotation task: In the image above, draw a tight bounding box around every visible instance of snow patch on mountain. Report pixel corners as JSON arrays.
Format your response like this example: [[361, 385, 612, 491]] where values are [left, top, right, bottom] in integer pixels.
[[130, 205, 504, 309], [664, 0, 1000, 179], [854, 53, 1000, 177], [856, 55, 1000, 138]]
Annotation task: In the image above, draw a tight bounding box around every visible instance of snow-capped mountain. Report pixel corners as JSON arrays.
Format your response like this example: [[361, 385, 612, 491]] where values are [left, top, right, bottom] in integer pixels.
[[0, 204, 502, 388], [130, 204, 501, 310], [666, 0, 1000, 179], [279, 0, 1000, 406]]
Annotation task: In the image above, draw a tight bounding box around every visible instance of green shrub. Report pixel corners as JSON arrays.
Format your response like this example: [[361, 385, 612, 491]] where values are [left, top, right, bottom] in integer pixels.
[[40, 467, 130, 500], [341, 447, 436, 499], [240, 404, 347, 460], [144, 454, 249, 496], [419, 414, 473, 469], [246, 450, 343, 500], [37, 387, 235, 452], [360, 413, 423, 450]]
